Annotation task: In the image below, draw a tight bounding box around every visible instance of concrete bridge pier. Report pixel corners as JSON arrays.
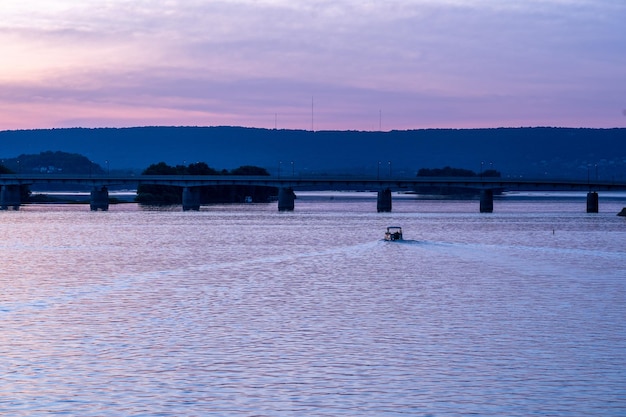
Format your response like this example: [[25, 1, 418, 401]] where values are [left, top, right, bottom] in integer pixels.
[[480, 189, 494, 213], [377, 188, 392, 212], [90, 186, 109, 211], [586, 192, 599, 213], [278, 187, 295, 211], [1, 185, 21, 210], [182, 187, 201, 211]]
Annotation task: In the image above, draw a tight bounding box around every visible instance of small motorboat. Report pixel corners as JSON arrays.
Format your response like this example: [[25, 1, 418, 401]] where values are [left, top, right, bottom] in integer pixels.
[[384, 226, 403, 241]]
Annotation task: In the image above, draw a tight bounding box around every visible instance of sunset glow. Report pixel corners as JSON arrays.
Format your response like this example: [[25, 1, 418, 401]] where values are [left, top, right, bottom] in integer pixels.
[[1, 0, 624, 130]]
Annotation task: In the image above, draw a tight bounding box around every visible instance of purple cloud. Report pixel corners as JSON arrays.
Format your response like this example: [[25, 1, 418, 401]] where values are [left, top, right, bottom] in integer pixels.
[[0, 0, 624, 130]]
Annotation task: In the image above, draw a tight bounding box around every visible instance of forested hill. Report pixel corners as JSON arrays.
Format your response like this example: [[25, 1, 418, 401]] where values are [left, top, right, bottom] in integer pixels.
[[1, 126, 624, 179]]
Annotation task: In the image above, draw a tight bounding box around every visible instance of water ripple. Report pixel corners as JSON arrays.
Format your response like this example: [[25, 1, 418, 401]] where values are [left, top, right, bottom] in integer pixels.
[[1, 203, 625, 416]]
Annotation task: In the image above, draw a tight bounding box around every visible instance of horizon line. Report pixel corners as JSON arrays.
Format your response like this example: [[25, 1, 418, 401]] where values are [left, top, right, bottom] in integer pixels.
[[2, 124, 625, 134]]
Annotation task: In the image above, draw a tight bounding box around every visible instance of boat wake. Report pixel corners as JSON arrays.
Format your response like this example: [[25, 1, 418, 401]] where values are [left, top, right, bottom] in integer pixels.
[[379, 238, 424, 245]]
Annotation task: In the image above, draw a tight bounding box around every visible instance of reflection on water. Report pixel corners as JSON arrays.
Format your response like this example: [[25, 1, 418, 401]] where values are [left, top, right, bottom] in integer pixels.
[[1, 198, 625, 416]]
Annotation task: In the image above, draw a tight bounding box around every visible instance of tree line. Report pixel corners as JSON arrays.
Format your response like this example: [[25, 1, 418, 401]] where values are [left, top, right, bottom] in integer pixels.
[[417, 166, 501, 177], [136, 162, 277, 205], [414, 166, 502, 196], [1, 151, 103, 175]]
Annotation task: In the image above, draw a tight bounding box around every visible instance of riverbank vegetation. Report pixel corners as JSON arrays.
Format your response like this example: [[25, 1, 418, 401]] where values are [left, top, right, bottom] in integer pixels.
[[1, 151, 104, 175], [415, 166, 501, 196], [136, 162, 277, 205]]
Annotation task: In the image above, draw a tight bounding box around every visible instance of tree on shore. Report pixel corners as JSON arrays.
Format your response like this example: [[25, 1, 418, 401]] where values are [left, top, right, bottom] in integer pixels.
[[417, 166, 501, 177], [136, 162, 276, 205], [1, 151, 104, 175], [415, 166, 502, 196]]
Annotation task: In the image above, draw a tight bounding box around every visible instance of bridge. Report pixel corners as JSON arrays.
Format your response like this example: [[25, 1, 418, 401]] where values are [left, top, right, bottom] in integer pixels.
[[1, 174, 625, 212]]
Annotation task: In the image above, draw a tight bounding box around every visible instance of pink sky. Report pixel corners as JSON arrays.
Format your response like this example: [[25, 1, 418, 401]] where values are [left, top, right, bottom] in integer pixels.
[[1, 0, 624, 131]]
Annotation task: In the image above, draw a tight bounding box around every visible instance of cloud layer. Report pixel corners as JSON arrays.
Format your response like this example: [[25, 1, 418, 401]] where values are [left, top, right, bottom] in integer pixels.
[[1, 0, 624, 130]]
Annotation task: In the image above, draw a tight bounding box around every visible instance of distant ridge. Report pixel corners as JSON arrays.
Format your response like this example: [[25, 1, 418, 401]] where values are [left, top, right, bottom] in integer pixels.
[[1, 126, 624, 179]]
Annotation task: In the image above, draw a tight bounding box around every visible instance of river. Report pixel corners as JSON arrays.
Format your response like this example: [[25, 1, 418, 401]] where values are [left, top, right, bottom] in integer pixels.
[[1, 193, 625, 416]]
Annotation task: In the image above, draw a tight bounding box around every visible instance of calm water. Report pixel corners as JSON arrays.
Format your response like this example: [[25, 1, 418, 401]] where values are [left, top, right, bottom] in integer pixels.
[[1, 194, 625, 416]]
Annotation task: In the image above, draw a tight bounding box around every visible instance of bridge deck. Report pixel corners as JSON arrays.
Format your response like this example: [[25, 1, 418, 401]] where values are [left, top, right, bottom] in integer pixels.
[[1, 174, 625, 192]]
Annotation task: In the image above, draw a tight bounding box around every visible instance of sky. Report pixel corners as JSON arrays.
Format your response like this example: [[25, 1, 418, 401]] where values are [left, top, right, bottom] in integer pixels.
[[0, 0, 625, 131]]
